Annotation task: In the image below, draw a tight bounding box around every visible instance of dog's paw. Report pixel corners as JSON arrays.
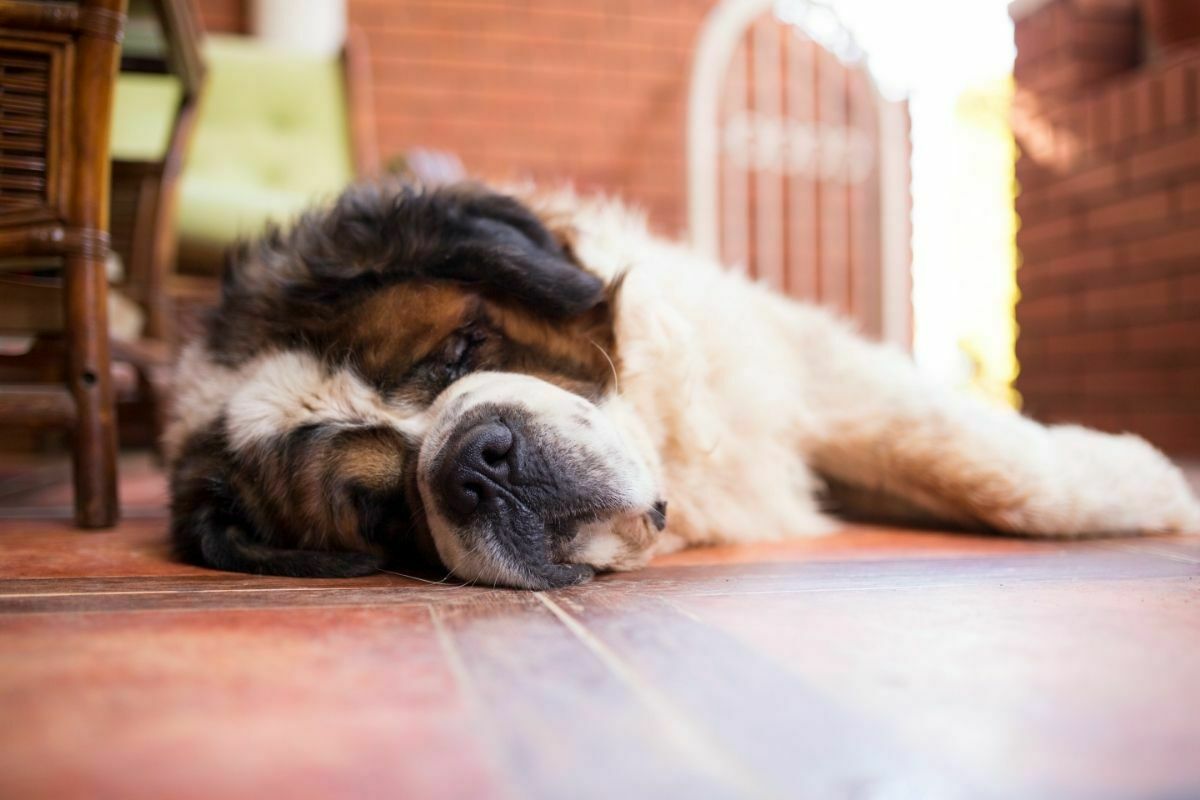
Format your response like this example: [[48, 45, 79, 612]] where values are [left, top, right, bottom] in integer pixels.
[[1033, 426, 1200, 536]]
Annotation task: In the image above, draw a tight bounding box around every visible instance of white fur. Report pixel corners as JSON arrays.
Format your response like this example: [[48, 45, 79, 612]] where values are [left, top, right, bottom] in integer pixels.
[[224, 351, 428, 452], [169, 189, 1200, 587], [164, 346, 429, 459], [162, 343, 245, 461], [525, 190, 1200, 555]]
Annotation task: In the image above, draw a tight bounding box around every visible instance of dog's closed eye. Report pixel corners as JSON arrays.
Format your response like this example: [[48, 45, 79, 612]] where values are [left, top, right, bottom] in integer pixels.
[[441, 327, 489, 379], [412, 325, 492, 390]]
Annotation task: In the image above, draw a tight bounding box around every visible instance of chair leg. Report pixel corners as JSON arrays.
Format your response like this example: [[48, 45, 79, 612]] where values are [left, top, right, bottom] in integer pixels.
[[64, 252, 119, 528]]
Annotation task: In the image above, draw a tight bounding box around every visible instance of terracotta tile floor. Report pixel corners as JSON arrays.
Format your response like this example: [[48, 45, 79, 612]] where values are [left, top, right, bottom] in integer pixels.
[[1, 454, 1198, 799]]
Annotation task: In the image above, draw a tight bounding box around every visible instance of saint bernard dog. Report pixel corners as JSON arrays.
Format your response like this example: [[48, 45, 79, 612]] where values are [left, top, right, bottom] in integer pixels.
[[166, 180, 1200, 589]]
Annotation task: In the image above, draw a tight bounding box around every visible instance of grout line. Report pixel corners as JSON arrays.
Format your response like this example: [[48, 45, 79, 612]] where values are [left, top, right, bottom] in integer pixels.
[[667, 573, 1199, 598], [427, 605, 522, 800], [0, 584, 454, 600], [658, 593, 709, 625], [0, 598, 440, 619], [1095, 540, 1200, 565], [4, 568, 1194, 603], [6, 575, 1195, 620], [0, 463, 70, 501], [535, 592, 781, 800]]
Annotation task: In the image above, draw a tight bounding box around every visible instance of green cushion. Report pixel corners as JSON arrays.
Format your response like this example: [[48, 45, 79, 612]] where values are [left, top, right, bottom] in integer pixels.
[[178, 35, 355, 245], [110, 73, 182, 162]]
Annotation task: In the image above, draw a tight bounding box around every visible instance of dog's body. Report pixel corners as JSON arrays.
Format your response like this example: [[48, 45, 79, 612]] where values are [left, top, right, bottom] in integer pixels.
[[167, 182, 1200, 588]]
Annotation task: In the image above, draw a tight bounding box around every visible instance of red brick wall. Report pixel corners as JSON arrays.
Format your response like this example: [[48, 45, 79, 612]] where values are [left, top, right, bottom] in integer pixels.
[[191, 1, 711, 232], [195, 0, 245, 33], [1013, 0, 1200, 455], [349, 0, 714, 236]]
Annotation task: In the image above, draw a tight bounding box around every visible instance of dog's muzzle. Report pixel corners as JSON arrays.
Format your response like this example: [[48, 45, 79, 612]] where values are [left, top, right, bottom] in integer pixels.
[[418, 373, 664, 589], [433, 407, 620, 587]]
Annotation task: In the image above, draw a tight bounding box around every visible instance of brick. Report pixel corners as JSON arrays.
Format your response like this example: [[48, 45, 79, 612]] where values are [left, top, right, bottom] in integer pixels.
[[1083, 278, 1171, 319], [1015, 336, 1044, 363], [1083, 368, 1175, 396], [1129, 130, 1200, 184], [1127, 412, 1200, 457], [1016, 156, 1054, 191], [1017, 264, 1090, 296], [347, 0, 730, 234], [1017, 293, 1081, 331], [1034, 242, 1119, 278], [1180, 273, 1200, 308], [1062, 102, 1090, 157], [1181, 181, 1200, 214], [1020, 238, 1084, 266], [1017, 212, 1080, 250], [1014, 369, 1085, 396], [1014, 13, 1055, 63], [1126, 319, 1200, 352], [1015, 191, 1054, 220], [1087, 90, 1116, 152], [1049, 4, 1073, 52], [1125, 225, 1200, 268], [1112, 82, 1140, 144], [1161, 61, 1192, 128], [1069, 412, 1130, 435], [196, 0, 243, 32], [1187, 61, 1200, 125], [1045, 162, 1122, 203], [1182, 366, 1200, 399], [1071, 0, 1138, 16], [1019, 58, 1117, 99], [1069, 16, 1138, 57], [1136, 77, 1165, 140], [1040, 328, 1122, 356], [1083, 188, 1171, 234]]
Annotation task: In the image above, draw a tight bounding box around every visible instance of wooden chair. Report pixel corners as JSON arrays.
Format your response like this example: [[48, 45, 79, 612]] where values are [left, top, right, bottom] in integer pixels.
[[111, 0, 204, 342], [106, 0, 205, 444], [0, 0, 128, 527]]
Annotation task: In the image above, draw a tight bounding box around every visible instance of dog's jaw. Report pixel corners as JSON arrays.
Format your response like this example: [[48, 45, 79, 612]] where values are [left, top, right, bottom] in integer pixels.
[[415, 372, 663, 588]]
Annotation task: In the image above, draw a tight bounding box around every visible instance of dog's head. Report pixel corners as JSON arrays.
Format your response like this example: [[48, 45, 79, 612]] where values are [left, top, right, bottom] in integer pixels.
[[167, 182, 665, 589]]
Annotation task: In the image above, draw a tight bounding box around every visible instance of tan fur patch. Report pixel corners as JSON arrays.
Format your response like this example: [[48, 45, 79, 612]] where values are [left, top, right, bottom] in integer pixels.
[[339, 283, 474, 385]]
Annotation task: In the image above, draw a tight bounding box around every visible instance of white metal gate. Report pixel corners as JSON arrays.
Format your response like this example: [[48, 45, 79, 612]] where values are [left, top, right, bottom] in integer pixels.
[[687, 0, 912, 345]]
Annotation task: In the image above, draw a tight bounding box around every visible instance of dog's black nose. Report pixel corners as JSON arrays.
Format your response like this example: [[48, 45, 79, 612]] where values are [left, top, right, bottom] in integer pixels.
[[438, 419, 518, 518]]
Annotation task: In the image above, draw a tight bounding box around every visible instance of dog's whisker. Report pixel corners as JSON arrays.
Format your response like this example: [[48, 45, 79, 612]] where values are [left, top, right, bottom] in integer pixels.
[[589, 337, 620, 395], [378, 568, 457, 586]]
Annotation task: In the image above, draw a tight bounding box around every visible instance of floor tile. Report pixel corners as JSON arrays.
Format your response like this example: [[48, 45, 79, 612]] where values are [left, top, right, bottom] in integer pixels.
[[0, 605, 506, 800]]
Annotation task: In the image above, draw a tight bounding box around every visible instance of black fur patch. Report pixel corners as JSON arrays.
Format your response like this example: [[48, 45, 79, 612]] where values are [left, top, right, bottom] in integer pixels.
[[170, 180, 619, 581], [208, 181, 605, 368], [170, 426, 385, 578]]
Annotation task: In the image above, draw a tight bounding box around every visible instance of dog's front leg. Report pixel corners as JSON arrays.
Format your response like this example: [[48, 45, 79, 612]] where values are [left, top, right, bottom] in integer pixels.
[[795, 314, 1199, 537]]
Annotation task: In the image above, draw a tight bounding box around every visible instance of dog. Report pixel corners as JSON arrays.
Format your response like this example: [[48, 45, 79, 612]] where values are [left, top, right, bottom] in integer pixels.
[[165, 181, 1200, 589]]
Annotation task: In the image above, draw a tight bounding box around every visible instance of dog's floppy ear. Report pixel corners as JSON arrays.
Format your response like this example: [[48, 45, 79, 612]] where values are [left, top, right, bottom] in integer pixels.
[[169, 430, 381, 578], [265, 181, 605, 318], [435, 185, 605, 317]]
